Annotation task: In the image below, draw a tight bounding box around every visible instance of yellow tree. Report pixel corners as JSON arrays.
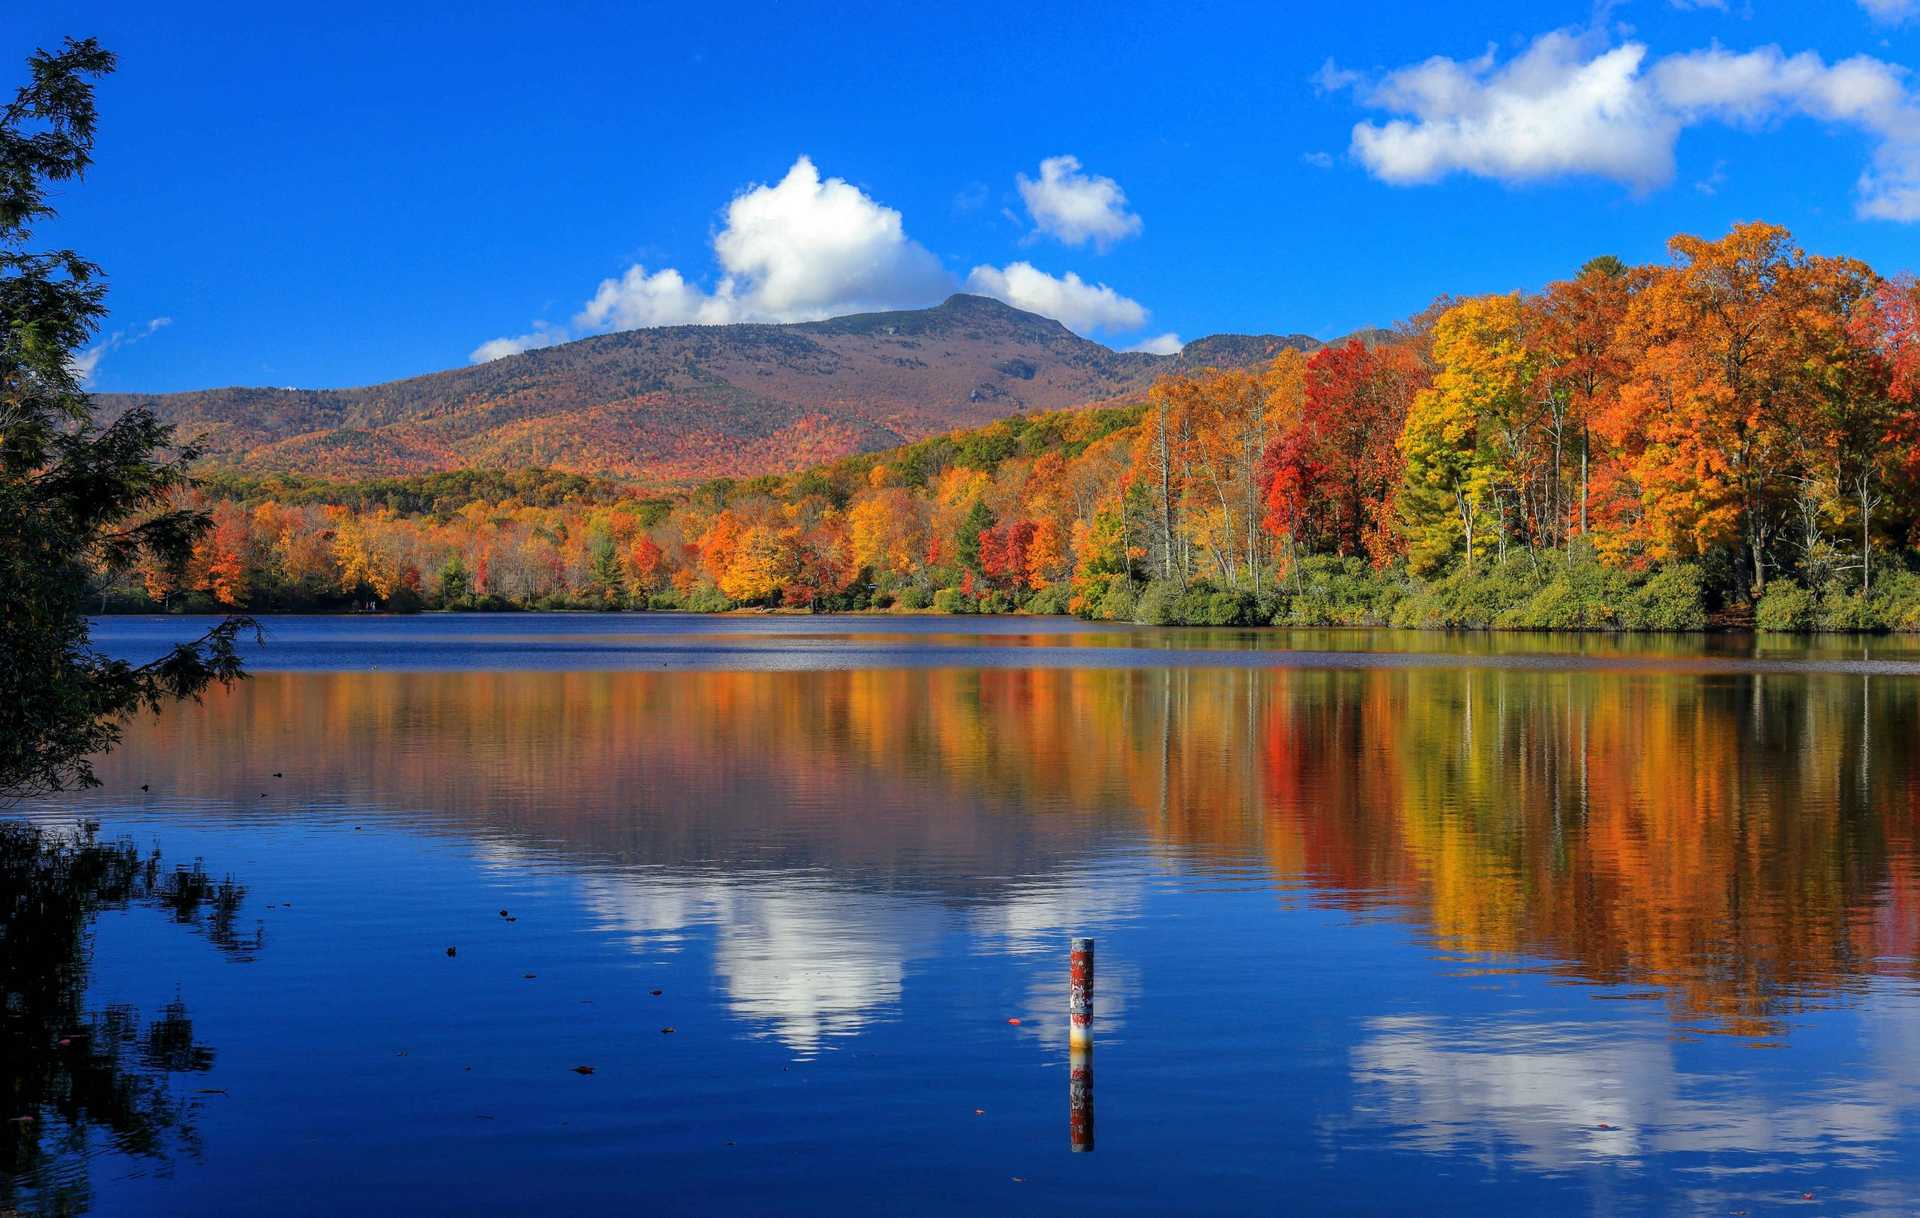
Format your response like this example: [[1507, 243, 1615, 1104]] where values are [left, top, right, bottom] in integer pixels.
[[720, 524, 796, 603], [1132, 375, 1198, 581], [1398, 296, 1539, 574], [847, 487, 927, 578], [1185, 356, 1306, 586]]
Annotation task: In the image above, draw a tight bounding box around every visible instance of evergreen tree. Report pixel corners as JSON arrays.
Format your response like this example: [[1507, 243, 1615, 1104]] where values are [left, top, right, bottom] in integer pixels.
[[585, 531, 625, 607], [955, 499, 996, 576], [1, 39, 252, 800]]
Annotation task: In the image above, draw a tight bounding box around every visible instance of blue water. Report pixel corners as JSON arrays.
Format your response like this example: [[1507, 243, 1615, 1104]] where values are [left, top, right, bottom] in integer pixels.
[[10, 614, 1920, 1216]]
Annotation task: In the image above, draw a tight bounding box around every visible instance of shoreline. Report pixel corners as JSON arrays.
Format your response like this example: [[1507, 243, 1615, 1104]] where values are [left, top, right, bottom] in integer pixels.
[[86, 605, 1920, 639]]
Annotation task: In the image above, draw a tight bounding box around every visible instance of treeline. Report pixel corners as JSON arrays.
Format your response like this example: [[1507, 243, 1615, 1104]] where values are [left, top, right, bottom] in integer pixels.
[[115, 222, 1920, 631], [198, 466, 645, 515]]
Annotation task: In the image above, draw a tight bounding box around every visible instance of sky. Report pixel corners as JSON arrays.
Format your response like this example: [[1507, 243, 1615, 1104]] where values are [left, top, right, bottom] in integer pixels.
[[12, 0, 1920, 393]]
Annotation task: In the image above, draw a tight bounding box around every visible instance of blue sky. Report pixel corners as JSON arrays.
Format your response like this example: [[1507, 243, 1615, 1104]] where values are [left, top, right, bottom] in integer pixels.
[[14, 1, 1920, 392]]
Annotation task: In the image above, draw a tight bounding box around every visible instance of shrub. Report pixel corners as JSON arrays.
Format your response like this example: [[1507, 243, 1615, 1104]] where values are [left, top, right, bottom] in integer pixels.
[[1621, 563, 1707, 631], [1755, 581, 1817, 632], [680, 585, 732, 614], [931, 587, 975, 614], [1024, 585, 1069, 616], [1199, 588, 1262, 626], [1279, 556, 1404, 626], [1870, 567, 1920, 632], [895, 584, 932, 610], [1081, 574, 1138, 622], [1392, 556, 1548, 629], [1818, 584, 1878, 632], [1132, 579, 1180, 626], [1500, 560, 1624, 630]]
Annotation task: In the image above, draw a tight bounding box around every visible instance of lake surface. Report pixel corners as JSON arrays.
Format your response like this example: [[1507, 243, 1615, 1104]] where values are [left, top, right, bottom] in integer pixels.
[[11, 614, 1920, 1216]]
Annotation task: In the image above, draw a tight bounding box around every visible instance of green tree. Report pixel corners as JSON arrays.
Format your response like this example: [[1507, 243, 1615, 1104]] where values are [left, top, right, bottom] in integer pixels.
[[1, 39, 251, 801], [438, 552, 471, 607], [584, 530, 625, 607], [955, 498, 996, 575]]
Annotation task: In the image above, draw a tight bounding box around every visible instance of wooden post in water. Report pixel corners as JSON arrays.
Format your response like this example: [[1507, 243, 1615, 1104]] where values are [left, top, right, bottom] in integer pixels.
[[1069, 937, 1094, 1152]]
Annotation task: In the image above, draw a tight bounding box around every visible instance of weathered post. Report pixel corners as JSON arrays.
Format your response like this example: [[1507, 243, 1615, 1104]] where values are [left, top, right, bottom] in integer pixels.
[[1069, 936, 1093, 1152], [1069, 937, 1094, 1048]]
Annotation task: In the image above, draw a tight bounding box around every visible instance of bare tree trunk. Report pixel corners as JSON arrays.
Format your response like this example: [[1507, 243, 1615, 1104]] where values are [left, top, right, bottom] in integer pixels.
[[1579, 426, 1589, 543], [1457, 488, 1475, 575], [1859, 473, 1873, 597]]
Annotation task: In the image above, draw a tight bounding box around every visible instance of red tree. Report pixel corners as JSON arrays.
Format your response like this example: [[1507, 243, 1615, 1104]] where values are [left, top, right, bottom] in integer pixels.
[[1260, 339, 1425, 562], [979, 520, 1039, 590]]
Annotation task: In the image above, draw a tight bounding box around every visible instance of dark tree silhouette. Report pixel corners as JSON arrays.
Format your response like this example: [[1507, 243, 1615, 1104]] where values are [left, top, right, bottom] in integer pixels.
[[0, 38, 253, 801]]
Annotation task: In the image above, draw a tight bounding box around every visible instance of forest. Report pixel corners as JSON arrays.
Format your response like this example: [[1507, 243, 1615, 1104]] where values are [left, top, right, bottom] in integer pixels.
[[112, 223, 1920, 632]]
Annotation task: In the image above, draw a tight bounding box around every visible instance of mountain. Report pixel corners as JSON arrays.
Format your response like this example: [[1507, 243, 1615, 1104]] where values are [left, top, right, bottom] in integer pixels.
[[99, 294, 1320, 481]]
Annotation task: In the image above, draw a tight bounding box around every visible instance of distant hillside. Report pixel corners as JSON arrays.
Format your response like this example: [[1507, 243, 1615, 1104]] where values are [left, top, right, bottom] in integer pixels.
[[99, 295, 1320, 480]]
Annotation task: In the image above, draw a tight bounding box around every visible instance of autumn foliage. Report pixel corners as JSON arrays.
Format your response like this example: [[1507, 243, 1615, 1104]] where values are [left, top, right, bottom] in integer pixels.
[[111, 223, 1920, 628]]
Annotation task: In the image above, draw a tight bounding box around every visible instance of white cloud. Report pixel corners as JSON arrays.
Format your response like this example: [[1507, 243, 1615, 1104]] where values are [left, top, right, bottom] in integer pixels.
[[69, 346, 108, 386], [1860, 0, 1918, 23], [472, 156, 954, 362], [705, 156, 953, 320], [576, 266, 732, 332], [1342, 33, 1680, 191], [1129, 332, 1184, 355], [468, 321, 566, 364], [964, 261, 1149, 335], [1301, 150, 1335, 169], [70, 316, 172, 387], [1326, 29, 1920, 220], [1015, 154, 1143, 250]]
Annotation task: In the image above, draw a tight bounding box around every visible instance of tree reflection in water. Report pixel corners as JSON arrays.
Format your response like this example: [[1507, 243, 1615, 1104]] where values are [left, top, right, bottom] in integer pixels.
[[1, 821, 259, 1216]]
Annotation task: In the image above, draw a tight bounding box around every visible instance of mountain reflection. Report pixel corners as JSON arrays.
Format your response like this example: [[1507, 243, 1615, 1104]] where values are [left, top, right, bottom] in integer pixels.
[[81, 663, 1920, 1039]]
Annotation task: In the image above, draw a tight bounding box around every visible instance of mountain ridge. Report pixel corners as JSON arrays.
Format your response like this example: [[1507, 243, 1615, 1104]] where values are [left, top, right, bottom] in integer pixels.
[[100, 294, 1323, 481]]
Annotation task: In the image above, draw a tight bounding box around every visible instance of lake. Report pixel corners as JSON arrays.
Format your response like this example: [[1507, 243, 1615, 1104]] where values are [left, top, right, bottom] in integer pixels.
[[10, 614, 1920, 1216]]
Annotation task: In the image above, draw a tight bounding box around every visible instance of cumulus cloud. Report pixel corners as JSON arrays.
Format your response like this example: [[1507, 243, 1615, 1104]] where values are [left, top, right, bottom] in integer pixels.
[[472, 156, 954, 362], [704, 156, 952, 319], [963, 261, 1149, 334], [468, 321, 566, 364], [69, 316, 172, 387], [1324, 29, 1920, 220], [576, 266, 733, 332], [1015, 154, 1143, 250], [1129, 332, 1184, 355], [1338, 33, 1680, 191]]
